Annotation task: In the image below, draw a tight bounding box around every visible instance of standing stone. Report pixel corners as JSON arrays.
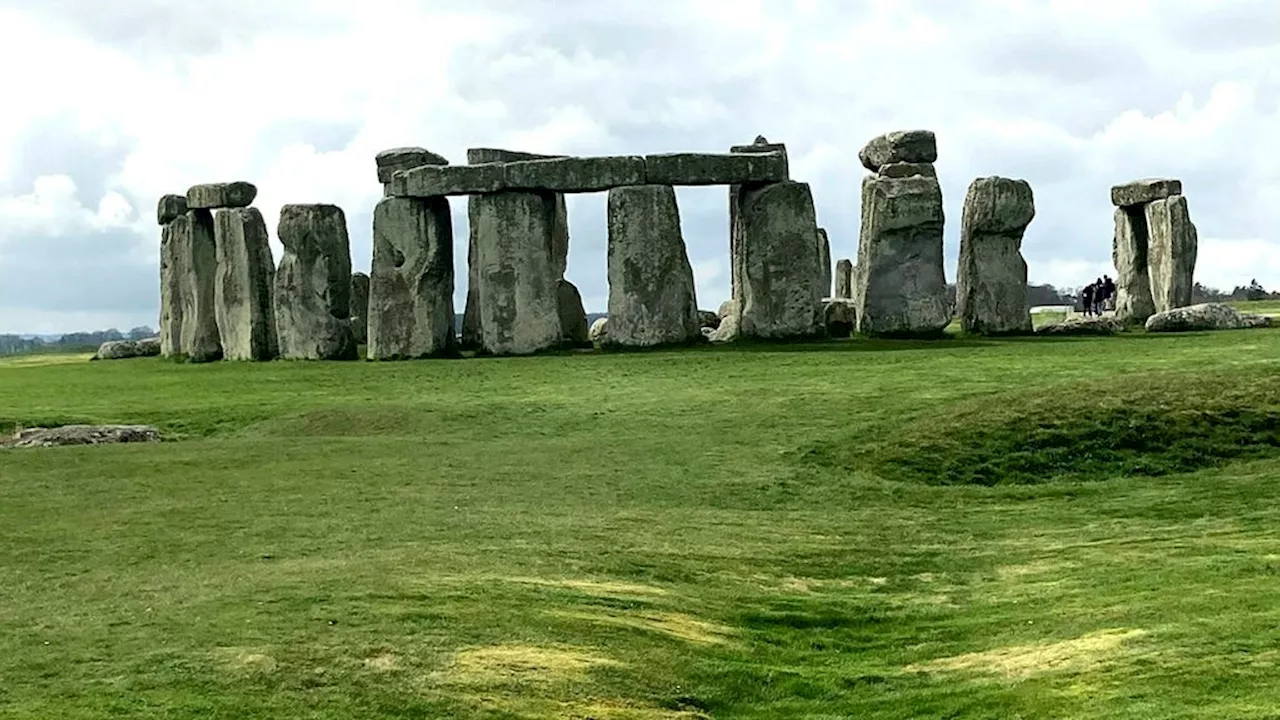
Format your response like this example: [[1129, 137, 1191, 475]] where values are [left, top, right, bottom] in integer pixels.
[[816, 228, 832, 299], [157, 194, 188, 225], [737, 181, 825, 340], [956, 177, 1036, 335], [1145, 195, 1198, 313], [213, 208, 278, 361], [835, 259, 854, 299], [176, 210, 222, 362], [350, 272, 370, 346], [605, 185, 701, 348], [472, 191, 561, 356], [273, 204, 358, 360], [728, 136, 789, 302], [1112, 206, 1156, 323], [368, 197, 456, 359], [856, 174, 950, 336], [557, 279, 590, 347], [159, 219, 184, 357]]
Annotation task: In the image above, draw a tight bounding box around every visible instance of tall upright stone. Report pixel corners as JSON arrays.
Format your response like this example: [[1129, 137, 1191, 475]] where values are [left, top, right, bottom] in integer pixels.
[[737, 181, 825, 340], [1145, 195, 1198, 313], [729, 136, 789, 302], [835, 259, 853, 299], [273, 204, 358, 360], [176, 210, 223, 362], [605, 184, 701, 348], [1112, 207, 1155, 322], [472, 191, 561, 356], [1109, 178, 1192, 322], [956, 177, 1035, 335], [350, 272, 370, 346], [213, 207, 278, 361], [157, 194, 188, 358], [816, 227, 832, 299], [557, 279, 590, 347], [368, 197, 456, 359]]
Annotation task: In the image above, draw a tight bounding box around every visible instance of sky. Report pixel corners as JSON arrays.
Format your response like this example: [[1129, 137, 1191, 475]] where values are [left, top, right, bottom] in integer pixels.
[[1, 0, 1278, 334]]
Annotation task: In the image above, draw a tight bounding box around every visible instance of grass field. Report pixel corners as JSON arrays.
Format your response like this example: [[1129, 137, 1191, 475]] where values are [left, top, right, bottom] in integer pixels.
[[3, 318, 1280, 718]]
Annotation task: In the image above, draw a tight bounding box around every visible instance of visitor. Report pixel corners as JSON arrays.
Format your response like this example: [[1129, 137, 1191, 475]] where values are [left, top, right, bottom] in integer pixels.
[[1081, 283, 1095, 317], [1103, 275, 1116, 311]]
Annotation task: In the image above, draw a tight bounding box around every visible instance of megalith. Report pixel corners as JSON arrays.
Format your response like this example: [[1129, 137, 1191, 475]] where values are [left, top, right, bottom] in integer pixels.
[[955, 177, 1036, 335], [376, 147, 448, 197], [835, 259, 853, 299], [1109, 178, 1196, 321], [728, 136, 789, 302], [350, 272, 370, 346], [557, 279, 590, 347], [817, 227, 832, 299], [158, 194, 188, 358], [1145, 195, 1198, 313], [605, 184, 701, 348], [471, 191, 561, 356], [368, 197, 456, 359], [212, 207, 278, 361], [736, 181, 825, 340], [855, 130, 949, 337], [176, 210, 222, 362], [1112, 207, 1155, 322], [273, 204, 358, 360]]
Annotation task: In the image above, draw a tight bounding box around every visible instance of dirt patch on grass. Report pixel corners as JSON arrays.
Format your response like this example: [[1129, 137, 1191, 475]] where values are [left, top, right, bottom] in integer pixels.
[[554, 610, 734, 645], [907, 628, 1147, 679], [213, 646, 279, 675], [439, 643, 622, 687], [506, 576, 670, 598], [363, 652, 399, 672]]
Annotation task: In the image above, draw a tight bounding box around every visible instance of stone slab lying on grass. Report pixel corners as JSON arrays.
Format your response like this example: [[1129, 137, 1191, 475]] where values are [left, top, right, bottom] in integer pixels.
[[1145, 303, 1271, 332], [4, 424, 161, 448], [1034, 316, 1124, 335], [92, 338, 161, 360]]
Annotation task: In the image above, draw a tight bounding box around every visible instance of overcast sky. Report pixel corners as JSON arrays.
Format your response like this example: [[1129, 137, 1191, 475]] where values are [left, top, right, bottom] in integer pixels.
[[1, 0, 1277, 334]]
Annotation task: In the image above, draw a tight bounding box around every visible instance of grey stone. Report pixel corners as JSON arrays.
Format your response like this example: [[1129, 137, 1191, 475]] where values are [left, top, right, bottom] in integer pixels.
[[5, 424, 160, 448], [368, 197, 456, 359], [556, 279, 590, 347], [1110, 178, 1182, 208], [461, 198, 485, 352], [737, 181, 825, 340], [816, 227, 832, 298], [707, 299, 740, 343], [1145, 195, 1198, 313], [472, 191, 561, 355], [955, 177, 1036, 335], [505, 155, 646, 193], [466, 148, 566, 164], [159, 220, 183, 357], [213, 207, 278, 361], [375, 147, 448, 184], [728, 138, 790, 300], [835, 258, 853, 299], [92, 340, 154, 360], [176, 210, 223, 362], [698, 310, 720, 330], [855, 174, 950, 336], [824, 299, 857, 338], [1035, 316, 1124, 335], [878, 162, 937, 179], [157, 194, 188, 225], [1145, 302, 1270, 332], [135, 337, 161, 356], [394, 163, 506, 196], [859, 130, 938, 172], [350, 272, 369, 346], [1112, 206, 1156, 323], [273, 204, 358, 360], [187, 181, 258, 210], [605, 184, 701, 348], [643, 151, 787, 186], [589, 317, 609, 344]]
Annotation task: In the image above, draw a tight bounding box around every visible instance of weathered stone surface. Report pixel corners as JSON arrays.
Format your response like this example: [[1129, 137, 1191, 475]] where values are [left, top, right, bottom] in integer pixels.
[[879, 162, 937, 179], [467, 148, 567, 164], [589, 317, 609, 344], [557, 279, 590, 347], [213, 208, 278, 360], [956, 177, 1036, 335], [375, 147, 448, 184], [855, 175, 950, 336], [394, 163, 505, 197], [472, 191, 561, 355], [1145, 195, 1198, 313], [728, 137, 790, 301], [187, 181, 257, 210], [273, 204, 358, 360], [708, 299, 740, 343], [729, 136, 790, 174], [4, 424, 160, 448], [157, 194, 188, 225], [159, 220, 183, 357], [350, 272, 370, 346], [605, 185, 701, 348], [698, 310, 720, 330], [505, 155, 646, 193], [834, 258, 853, 299], [1145, 302, 1271, 332], [859, 130, 937, 172], [368, 197, 456, 359], [643, 152, 787, 186], [824, 299, 857, 338], [176, 211, 223, 362], [92, 339, 161, 360], [1112, 206, 1156, 323], [816, 227, 832, 298], [737, 181, 825, 339], [1035, 315, 1124, 335], [1110, 178, 1182, 208]]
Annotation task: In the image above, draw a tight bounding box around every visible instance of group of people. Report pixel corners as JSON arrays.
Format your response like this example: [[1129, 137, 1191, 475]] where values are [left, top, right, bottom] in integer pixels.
[[1081, 275, 1117, 316]]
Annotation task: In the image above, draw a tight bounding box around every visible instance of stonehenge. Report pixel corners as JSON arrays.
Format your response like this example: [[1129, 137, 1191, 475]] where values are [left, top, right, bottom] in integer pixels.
[[212, 205, 278, 361], [1111, 178, 1198, 322], [736, 181, 826, 340], [834, 259, 853, 300], [956, 177, 1036, 335], [157, 193, 223, 362], [368, 196, 456, 359], [350, 272, 370, 346], [816, 228, 832, 299], [273, 204, 358, 360]]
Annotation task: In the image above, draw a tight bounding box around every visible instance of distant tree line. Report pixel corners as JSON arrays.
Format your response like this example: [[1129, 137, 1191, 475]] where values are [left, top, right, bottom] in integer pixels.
[[0, 326, 154, 356]]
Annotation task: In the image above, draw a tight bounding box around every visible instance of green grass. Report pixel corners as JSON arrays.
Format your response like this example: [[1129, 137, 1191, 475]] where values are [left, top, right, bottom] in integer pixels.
[[3, 329, 1280, 718]]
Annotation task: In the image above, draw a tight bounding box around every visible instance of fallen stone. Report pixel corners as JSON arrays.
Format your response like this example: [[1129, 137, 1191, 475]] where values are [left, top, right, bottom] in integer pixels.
[[213, 207, 279, 361], [643, 151, 787, 186], [394, 163, 506, 197], [824, 299, 857, 338], [273, 204, 358, 360], [187, 181, 258, 210], [588, 317, 609, 344], [834, 258, 853, 299], [1145, 195, 1198, 313], [856, 174, 950, 336], [605, 184, 701, 348], [136, 337, 161, 356], [92, 339, 160, 360], [859, 130, 937, 172], [350, 272, 370, 346], [955, 176, 1036, 335], [4, 424, 161, 449], [176, 211, 223, 362], [1110, 178, 1182, 208], [1112, 206, 1156, 323], [737, 181, 825, 340], [708, 299, 741, 343], [816, 227, 832, 298], [557, 279, 590, 347], [368, 197, 456, 359], [157, 194, 188, 225], [879, 162, 937, 179], [505, 155, 646, 193], [471, 191, 561, 355], [376, 147, 449, 184], [1035, 316, 1124, 335], [1144, 302, 1269, 332]]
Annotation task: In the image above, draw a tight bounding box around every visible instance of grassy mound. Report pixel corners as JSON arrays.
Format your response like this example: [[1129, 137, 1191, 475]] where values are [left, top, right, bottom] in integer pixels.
[[810, 366, 1280, 486]]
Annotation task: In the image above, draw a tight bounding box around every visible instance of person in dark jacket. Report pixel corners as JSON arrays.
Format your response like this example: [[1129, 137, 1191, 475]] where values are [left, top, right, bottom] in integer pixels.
[[1082, 283, 1096, 316]]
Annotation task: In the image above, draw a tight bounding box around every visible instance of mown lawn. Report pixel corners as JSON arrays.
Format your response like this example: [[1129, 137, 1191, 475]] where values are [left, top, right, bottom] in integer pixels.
[[2, 325, 1280, 719]]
